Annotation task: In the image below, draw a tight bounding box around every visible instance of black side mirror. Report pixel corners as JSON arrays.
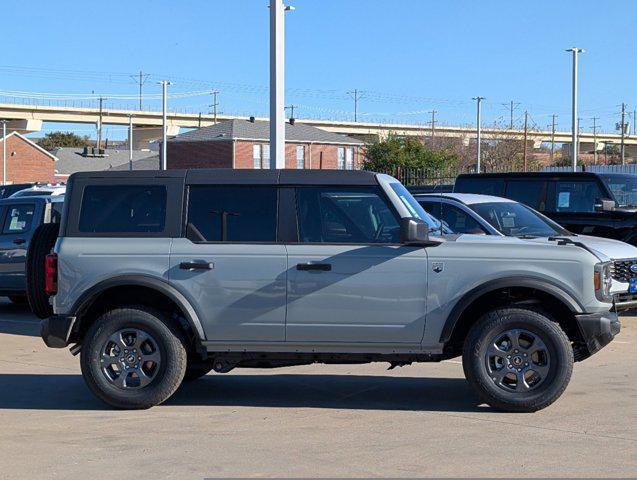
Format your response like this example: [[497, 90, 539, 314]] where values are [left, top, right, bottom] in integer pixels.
[[594, 198, 616, 212], [400, 218, 430, 245]]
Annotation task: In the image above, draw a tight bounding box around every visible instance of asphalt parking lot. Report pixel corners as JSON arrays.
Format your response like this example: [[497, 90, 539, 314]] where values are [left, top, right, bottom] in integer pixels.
[[0, 298, 635, 479]]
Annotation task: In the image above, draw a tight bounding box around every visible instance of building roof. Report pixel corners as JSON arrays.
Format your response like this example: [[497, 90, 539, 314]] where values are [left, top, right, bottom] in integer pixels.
[[168, 119, 364, 146], [52, 147, 158, 175], [1, 132, 59, 161], [108, 155, 160, 171]]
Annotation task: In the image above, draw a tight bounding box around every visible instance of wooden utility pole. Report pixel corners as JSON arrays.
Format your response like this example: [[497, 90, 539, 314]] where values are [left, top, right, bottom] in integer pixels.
[[621, 102, 627, 164], [523, 111, 529, 172], [210, 90, 219, 124], [550, 114, 557, 163]]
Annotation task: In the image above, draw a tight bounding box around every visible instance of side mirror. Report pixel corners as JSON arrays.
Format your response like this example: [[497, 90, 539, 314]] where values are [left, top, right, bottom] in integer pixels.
[[400, 218, 430, 245], [594, 198, 616, 212]]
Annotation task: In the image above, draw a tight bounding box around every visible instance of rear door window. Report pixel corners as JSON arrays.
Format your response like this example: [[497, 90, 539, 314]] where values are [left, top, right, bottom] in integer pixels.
[[505, 180, 547, 210], [553, 181, 605, 213], [3, 204, 35, 234], [455, 177, 504, 195], [79, 185, 167, 233], [186, 186, 277, 242]]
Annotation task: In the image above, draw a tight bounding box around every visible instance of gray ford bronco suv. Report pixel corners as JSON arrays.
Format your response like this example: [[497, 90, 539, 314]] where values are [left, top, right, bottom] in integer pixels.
[[40, 169, 620, 411]]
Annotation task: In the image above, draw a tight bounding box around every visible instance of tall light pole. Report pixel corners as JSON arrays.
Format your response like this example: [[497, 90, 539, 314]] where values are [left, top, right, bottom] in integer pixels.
[[566, 47, 584, 171], [270, 1, 294, 169], [128, 115, 134, 171], [473, 96, 485, 173], [1, 120, 6, 185], [158, 80, 172, 170]]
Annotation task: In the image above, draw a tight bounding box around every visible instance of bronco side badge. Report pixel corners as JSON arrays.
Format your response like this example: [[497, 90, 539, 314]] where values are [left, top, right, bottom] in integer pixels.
[[432, 262, 444, 273]]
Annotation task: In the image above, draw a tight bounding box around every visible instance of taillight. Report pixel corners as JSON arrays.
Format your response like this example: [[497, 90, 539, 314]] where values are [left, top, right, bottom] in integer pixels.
[[45, 253, 58, 295]]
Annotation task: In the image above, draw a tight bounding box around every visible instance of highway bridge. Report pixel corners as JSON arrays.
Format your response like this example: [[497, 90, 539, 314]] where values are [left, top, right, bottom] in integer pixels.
[[1, 101, 636, 155]]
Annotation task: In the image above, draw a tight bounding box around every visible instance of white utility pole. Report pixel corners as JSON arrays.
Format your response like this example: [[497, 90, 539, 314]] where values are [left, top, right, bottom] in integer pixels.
[[158, 80, 172, 170], [1, 121, 6, 185], [473, 97, 485, 173], [128, 115, 134, 171], [620, 102, 627, 165], [270, 1, 294, 169], [566, 48, 584, 171]]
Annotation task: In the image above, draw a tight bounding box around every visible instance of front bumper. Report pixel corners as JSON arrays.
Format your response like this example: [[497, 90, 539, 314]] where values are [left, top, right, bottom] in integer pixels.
[[574, 310, 620, 359], [41, 315, 76, 348]]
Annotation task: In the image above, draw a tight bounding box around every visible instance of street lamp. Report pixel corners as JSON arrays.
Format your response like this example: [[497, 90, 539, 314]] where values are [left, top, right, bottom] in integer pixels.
[[270, 1, 294, 169], [566, 47, 584, 171], [157, 80, 172, 170], [472, 97, 485, 173]]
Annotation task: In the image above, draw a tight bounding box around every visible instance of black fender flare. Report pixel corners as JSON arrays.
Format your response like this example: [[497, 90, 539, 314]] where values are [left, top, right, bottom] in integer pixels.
[[439, 276, 584, 343], [70, 274, 206, 340]]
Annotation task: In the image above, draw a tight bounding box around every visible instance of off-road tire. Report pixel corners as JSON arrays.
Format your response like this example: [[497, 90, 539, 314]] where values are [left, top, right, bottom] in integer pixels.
[[463, 307, 573, 412], [26, 223, 59, 319], [80, 306, 188, 409]]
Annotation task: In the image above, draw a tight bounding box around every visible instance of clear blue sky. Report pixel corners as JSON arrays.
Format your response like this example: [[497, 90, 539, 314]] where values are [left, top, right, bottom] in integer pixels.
[[2, 0, 635, 139]]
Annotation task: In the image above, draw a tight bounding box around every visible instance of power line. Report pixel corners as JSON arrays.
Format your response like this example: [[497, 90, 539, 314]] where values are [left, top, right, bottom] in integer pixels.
[[130, 71, 150, 110]]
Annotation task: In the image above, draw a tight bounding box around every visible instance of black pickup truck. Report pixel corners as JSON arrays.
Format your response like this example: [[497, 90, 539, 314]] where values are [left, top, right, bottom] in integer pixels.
[[455, 172, 637, 245]]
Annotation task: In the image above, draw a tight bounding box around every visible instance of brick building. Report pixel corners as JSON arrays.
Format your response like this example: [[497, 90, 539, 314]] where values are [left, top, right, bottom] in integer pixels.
[[166, 119, 365, 170], [0, 132, 57, 184]]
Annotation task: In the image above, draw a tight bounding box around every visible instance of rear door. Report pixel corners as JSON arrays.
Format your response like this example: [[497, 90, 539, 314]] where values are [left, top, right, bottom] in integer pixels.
[[0, 201, 39, 291], [285, 186, 428, 344], [546, 178, 615, 236], [169, 184, 287, 342]]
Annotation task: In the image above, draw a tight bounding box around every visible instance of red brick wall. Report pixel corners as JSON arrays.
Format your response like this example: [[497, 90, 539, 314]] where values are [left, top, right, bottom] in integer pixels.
[[166, 141, 233, 169], [166, 138, 363, 170], [0, 135, 55, 184]]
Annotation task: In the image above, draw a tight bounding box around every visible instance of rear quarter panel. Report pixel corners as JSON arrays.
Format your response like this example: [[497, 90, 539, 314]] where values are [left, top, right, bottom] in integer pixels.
[[53, 237, 172, 314]]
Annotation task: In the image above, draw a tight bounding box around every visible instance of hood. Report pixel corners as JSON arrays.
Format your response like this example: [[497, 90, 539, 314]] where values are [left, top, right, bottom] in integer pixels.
[[521, 235, 637, 261]]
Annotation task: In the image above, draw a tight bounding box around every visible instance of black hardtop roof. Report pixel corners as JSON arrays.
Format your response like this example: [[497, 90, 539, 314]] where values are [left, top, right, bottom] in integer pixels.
[[69, 168, 380, 186], [456, 171, 604, 180]]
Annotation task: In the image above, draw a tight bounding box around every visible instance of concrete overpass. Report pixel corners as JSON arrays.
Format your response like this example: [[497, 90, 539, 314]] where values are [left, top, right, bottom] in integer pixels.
[[1, 101, 636, 154]]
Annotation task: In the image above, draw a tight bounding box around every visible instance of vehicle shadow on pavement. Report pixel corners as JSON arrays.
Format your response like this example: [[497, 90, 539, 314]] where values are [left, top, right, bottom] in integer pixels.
[[170, 374, 483, 412], [0, 373, 483, 412]]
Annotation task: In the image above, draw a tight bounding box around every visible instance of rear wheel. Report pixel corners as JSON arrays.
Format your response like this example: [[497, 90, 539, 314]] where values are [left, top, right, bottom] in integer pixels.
[[463, 307, 573, 412], [26, 223, 59, 319], [80, 306, 187, 409]]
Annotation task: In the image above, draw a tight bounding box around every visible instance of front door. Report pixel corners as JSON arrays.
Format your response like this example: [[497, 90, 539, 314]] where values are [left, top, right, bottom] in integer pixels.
[[169, 184, 287, 342], [286, 186, 428, 344], [0, 202, 38, 292]]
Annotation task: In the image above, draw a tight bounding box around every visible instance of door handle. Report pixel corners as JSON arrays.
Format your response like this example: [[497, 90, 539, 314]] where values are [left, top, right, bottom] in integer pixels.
[[179, 261, 214, 270], [13, 238, 26, 245], [296, 262, 331, 271]]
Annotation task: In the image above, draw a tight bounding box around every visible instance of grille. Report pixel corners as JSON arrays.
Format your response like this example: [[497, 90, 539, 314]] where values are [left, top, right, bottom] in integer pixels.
[[610, 259, 637, 282]]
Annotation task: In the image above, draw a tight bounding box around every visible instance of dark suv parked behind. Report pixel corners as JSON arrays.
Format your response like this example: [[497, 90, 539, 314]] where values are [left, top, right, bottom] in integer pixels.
[[455, 172, 637, 245]]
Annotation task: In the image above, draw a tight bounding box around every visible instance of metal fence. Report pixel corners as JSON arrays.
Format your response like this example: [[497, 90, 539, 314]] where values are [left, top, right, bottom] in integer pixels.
[[368, 163, 637, 187]]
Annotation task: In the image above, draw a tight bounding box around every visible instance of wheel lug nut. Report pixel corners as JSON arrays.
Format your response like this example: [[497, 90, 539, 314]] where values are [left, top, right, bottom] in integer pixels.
[[525, 362, 529, 366], [514, 349, 519, 353], [517, 368, 521, 372]]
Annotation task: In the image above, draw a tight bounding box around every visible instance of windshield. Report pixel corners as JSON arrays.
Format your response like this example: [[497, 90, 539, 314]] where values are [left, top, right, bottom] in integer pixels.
[[470, 202, 569, 237], [599, 175, 637, 207], [389, 183, 452, 234]]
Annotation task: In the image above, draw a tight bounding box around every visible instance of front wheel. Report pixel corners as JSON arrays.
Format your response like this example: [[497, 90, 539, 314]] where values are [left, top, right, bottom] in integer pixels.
[[80, 306, 187, 409], [463, 307, 573, 412]]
